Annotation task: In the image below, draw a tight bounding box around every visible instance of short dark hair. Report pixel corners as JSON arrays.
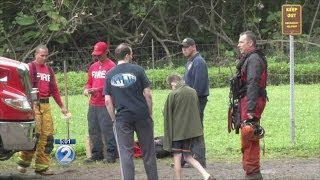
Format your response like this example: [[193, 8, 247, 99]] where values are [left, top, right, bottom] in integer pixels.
[[166, 74, 183, 87], [240, 31, 257, 46], [115, 43, 132, 60]]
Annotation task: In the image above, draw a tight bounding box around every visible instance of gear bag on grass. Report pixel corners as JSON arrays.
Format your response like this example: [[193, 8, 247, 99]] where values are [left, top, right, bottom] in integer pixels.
[[154, 136, 171, 159], [133, 136, 171, 159]]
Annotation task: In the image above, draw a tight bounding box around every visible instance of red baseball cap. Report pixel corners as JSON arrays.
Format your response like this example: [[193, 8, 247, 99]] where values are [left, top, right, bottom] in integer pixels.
[[92, 42, 109, 56]]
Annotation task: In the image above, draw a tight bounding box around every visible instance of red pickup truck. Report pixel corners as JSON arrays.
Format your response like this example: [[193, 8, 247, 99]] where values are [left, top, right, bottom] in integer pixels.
[[0, 56, 37, 160]]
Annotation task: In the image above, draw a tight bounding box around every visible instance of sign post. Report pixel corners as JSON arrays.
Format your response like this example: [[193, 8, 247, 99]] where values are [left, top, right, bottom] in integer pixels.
[[282, 4, 302, 144]]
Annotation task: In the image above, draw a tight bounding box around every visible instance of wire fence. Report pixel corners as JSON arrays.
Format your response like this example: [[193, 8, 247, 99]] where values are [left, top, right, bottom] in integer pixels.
[[27, 43, 319, 87], [46, 44, 218, 72], [46, 42, 318, 69]]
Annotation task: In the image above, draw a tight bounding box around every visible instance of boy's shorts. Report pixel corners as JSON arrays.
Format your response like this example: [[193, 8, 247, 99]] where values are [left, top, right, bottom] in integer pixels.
[[171, 138, 193, 154]]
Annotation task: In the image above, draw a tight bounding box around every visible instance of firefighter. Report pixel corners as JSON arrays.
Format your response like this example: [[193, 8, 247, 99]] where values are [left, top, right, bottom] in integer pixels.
[[17, 45, 69, 175], [237, 31, 268, 180], [84, 41, 117, 163]]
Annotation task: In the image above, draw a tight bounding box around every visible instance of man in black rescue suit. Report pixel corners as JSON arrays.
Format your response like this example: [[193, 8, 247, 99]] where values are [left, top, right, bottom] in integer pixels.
[[235, 31, 268, 180]]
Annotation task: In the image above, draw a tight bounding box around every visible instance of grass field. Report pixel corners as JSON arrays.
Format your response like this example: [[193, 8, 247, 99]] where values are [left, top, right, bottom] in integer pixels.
[[50, 84, 320, 160]]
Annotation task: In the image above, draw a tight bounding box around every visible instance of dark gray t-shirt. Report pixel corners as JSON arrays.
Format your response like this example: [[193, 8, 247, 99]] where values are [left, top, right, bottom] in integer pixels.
[[103, 63, 151, 122]]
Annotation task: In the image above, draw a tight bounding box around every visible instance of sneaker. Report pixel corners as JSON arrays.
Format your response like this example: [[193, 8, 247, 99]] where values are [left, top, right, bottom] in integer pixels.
[[182, 162, 192, 168], [102, 159, 116, 164], [245, 171, 263, 180], [35, 169, 54, 176], [170, 162, 193, 168], [102, 157, 116, 164], [170, 163, 174, 168], [84, 157, 103, 163], [170, 162, 188, 168], [17, 165, 27, 173], [205, 175, 216, 180]]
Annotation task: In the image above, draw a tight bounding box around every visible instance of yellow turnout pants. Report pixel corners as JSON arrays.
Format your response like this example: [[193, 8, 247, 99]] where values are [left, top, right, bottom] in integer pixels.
[[17, 103, 55, 171]]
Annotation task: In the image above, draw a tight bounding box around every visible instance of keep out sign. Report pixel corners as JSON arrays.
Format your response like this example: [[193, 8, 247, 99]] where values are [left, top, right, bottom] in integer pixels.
[[282, 4, 302, 35]]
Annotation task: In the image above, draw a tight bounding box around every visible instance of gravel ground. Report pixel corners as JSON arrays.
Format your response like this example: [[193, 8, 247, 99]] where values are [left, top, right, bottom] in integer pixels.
[[0, 157, 319, 179]]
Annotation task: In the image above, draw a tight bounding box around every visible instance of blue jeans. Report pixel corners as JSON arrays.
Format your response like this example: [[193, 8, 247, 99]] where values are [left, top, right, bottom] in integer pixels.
[[191, 96, 208, 164], [87, 105, 117, 159]]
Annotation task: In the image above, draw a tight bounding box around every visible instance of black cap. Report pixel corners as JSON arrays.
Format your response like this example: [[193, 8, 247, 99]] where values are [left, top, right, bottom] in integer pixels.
[[180, 38, 196, 48]]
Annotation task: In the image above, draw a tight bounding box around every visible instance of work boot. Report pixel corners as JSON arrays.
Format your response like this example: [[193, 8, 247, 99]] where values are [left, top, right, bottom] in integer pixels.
[[17, 165, 27, 173], [35, 169, 54, 176], [245, 171, 263, 180]]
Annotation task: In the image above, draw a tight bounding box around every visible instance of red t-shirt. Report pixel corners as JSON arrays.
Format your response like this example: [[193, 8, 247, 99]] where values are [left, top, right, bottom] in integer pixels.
[[28, 61, 64, 107], [85, 59, 115, 106]]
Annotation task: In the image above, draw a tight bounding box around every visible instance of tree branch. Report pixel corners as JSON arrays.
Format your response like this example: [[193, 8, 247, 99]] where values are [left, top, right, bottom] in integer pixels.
[[306, 0, 320, 50]]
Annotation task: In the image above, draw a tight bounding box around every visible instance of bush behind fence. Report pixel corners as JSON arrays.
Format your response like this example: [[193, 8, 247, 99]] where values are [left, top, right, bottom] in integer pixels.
[[47, 43, 320, 72], [56, 69, 320, 95], [51, 43, 320, 94]]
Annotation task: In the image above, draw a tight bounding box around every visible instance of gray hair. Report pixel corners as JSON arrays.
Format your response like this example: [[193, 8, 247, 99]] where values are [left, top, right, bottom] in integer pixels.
[[240, 31, 257, 46], [35, 44, 48, 53]]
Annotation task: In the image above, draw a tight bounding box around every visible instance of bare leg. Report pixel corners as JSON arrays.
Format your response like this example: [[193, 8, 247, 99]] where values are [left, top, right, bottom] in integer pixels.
[[173, 153, 182, 180], [184, 154, 211, 179]]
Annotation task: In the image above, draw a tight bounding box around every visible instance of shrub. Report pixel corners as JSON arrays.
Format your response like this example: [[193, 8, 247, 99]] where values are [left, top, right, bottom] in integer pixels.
[[56, 71, 87, 95], [55, 62, 320, 95]]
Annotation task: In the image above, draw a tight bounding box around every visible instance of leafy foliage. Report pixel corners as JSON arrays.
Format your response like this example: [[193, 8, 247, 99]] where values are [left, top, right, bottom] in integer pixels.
[[1, 0, 319, 66], [0, 0, 88, 61]]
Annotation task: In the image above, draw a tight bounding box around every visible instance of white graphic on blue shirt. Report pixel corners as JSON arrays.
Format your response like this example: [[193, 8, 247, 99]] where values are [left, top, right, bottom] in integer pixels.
[[187, 62, 193, 70], [111, 73, 136, 88]]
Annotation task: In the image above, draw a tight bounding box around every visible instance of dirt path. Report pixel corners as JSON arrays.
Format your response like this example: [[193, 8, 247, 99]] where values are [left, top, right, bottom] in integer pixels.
[[1, 157, 319, 179]]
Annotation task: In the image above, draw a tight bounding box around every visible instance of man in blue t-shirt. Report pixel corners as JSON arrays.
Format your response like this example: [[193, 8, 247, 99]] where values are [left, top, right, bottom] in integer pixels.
[[103, 43, 158, 180]]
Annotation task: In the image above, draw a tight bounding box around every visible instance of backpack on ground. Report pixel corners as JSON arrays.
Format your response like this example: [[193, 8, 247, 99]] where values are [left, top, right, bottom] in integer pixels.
[[154, 136, 171, 159]]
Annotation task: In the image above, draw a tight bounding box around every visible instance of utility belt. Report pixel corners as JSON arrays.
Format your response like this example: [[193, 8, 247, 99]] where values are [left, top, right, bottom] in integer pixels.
[[39, 97, 49, 104]]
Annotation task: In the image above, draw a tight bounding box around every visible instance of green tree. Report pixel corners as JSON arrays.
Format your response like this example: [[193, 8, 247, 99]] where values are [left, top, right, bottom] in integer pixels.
[[0, 0, 87, 61], [0, 0, 319, 68]]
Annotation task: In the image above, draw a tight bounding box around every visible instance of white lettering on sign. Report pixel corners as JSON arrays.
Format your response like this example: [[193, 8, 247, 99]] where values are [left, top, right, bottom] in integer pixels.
[[37, 73, 50, 82], [92, 70, 106, 79], [286, 7, 298, 12], [287, 14, 296, 18]]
